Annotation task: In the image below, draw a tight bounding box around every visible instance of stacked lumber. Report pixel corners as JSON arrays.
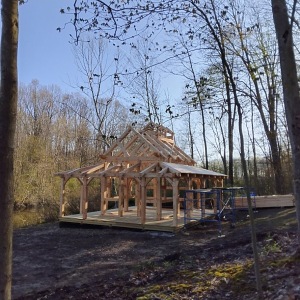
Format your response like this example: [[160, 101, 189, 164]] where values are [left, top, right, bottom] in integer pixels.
[[235, 194, 295, 209]]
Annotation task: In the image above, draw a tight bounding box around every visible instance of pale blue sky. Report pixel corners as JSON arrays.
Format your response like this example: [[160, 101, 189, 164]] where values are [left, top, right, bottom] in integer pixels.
[[18, 0, 184, 99], [15, 1, 240, 161], [19, 0, 76, 91]]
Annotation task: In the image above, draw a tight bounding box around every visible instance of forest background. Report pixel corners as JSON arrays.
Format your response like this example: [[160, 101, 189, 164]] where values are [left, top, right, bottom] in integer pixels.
[[13, 0, 297, 223]]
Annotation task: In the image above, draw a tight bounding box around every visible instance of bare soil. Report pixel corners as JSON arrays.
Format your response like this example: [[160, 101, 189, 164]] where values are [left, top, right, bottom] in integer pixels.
[[13, 207, 300, 299]]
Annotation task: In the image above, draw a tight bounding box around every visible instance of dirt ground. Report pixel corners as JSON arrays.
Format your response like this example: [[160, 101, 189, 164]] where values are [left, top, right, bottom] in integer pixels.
[[13, 207, 300, 300]]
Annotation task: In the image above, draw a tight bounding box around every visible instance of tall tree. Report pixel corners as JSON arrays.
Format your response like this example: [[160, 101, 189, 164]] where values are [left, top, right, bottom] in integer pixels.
[[181, 42, 210, 168], [227, 2, 285, 194], [188, 0, 237, 186], [272, 0, 300, 247], [72, 37, 124, 153], [0, 0, 19, 299], [125, 38, 163, 125]]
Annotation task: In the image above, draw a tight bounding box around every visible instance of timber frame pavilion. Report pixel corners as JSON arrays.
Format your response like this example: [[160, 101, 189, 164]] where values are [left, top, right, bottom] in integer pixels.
[[56, 123, 227, 231]]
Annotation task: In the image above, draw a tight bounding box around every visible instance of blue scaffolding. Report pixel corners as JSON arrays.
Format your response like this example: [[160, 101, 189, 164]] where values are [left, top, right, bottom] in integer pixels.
[[184, 187, 256, 234], [218, 187, 256, 212], [183, 189, 223, 234]]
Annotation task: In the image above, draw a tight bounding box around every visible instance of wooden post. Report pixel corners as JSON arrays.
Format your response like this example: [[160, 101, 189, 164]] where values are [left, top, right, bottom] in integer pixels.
[[124, 178, 129, 212], [82, 177, 88, 219], [136, 179, 141, 217], [197, 180, 201, 209], [59, 177, 66, 217], [100, 176, 108, 215], [153, 178, 157, 208], [156, 177, 162, 221], [162, 178, 167, 202], [172, 179, 179, 227], [118, 178, 124, 217], [80, 182, 83, 214], [140, 177, 146, 224], [107, 177, 112, 199]]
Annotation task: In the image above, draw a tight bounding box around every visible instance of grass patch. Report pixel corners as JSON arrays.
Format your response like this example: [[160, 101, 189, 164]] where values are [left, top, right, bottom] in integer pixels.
[[133, 260, 255, 300], [268, 256, 300, 268], [13, 210, 44, 228]]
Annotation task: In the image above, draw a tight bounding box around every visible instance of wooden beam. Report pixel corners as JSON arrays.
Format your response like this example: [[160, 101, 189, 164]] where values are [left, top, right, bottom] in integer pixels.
[[59, 178, 66, 217], [97, 164, 121, 176], [126, 138, 145, 157], [147, 133, 193, 164], [101, 126, 132, 157], [100, 176, 108, 215], [81, 177, 88, 220], [84, 163, 105, 175], [156, 177, 162, 221], [80, 183, 83, 214], [159, 137, 174, 144], [131, 127, 169, 159], [108, 128, 138, 158], [160, 163, 181, 177], [116, 140, 130, 157], [94, 156, 163, 163], [165, 177, 173, 186], [138, 144, 160, 158], [140, 177, 146, 224], [124, 178, 129, 212], [119, 162, 141, 175], [146, 178, 153, 186], [118, 178, 124, 217], [144, 132, 186, 162], [140, 162, 159, 177], [93, 171, 122, 178], [136, 179, 141, 217], [143, 132, 173, 155], [158, 167, 169, 177], [56, 163, 101, 177], [172, 179, 179, 227], [119, 134, 139, 155], [77, 177, 83, 185]]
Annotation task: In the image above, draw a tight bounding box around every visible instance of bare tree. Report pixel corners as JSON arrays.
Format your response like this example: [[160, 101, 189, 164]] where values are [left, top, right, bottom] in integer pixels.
[[180, 42, 210, 168], [186, 1, 262, 294], [210, 106, 228, 175], [272, 0, 300, 248], [187, 0, 238, 186], [125, 38, 163, 125], [227, 2, 285, 194], [0, 0, 19, 299], [72, 37, 128, 153]]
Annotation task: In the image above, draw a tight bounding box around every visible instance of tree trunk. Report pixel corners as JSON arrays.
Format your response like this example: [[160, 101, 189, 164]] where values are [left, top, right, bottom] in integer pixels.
[[0, 1, 19, 299], [272, 0, 300, 245], [187, 105, 194, 159], [250, 99, 259, 194], [236, 101, 263, 298], [185, 49, 209, 168]]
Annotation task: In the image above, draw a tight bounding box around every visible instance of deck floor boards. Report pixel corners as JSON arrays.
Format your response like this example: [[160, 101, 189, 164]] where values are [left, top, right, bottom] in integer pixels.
[[60, 195, 295, 232], [60, 206, 186, 232]]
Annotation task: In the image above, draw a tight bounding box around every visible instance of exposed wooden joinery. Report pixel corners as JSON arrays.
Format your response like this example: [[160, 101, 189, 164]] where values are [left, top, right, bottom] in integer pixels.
[[56, 122, 227, 231]]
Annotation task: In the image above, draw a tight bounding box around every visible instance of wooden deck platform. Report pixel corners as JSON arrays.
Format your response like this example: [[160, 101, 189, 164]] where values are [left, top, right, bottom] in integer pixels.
[[59, 206, 220, 232], [59, 206, 186, 232], [59, 195, 295, 232]]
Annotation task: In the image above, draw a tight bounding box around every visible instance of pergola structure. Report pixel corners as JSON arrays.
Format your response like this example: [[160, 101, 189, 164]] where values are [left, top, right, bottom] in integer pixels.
[[56, 122, 227, 230]]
